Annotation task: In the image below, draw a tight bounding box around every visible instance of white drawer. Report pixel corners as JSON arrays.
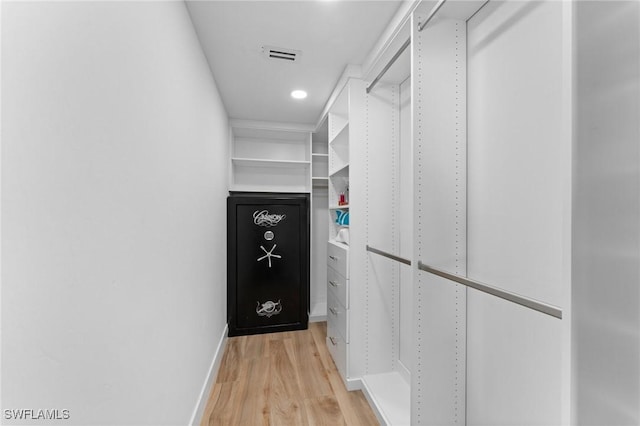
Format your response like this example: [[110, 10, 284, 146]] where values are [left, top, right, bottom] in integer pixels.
[[327, 290, 349, 343], [327, 241, 349, 278], [326, 333, 347, 379], [327, 266, 349, 309]]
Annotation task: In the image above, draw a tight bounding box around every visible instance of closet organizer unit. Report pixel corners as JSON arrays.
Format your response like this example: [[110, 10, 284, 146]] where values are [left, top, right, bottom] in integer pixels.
[[359, 30, 413, 425], [229, 121, 330, 324], [325, 80, 365, 386], [325, 0, 580, 424], [410, 0, 569, 425], [324, 36, 414, 423]]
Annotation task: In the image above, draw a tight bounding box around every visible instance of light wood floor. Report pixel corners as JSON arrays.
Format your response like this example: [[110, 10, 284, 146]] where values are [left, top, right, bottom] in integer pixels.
[[200, 322, 379, 426]]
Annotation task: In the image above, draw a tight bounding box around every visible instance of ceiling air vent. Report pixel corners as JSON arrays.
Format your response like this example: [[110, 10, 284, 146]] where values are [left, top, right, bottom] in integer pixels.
[[262, 45, 302, 63]]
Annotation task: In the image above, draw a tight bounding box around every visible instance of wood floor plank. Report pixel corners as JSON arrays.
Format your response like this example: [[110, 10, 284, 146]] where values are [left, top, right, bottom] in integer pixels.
[[309, 322, 336, 371], [243, 333, 267, 360], [292, 330, 333, 399], [303, 395, 347, 426], [216, 338, 243, 383], [206, 381, 244, 425], [199, 383, 221, 426], [201, 323, 380, 426], [268, 339, 306, 425], [237, 356, 271, 426], [341, 390, 381, 426], [269, 339, 303, 398]]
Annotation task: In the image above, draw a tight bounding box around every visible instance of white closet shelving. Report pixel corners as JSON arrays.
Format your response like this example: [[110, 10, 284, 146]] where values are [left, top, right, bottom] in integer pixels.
[[410, 1, 569, 425], [325, 79, 367, 389], [358, 27, 412, 425], [324, 2, 637, 425], [229, 123, 311, 193], [312, 119, 329, 188], [322, 47, 414, 426], [228, 119, 329, 323]]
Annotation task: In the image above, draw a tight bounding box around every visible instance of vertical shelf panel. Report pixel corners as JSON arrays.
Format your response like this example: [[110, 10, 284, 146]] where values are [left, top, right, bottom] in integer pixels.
[[411, 10, 468, 426], [311, 117, 330, 321]]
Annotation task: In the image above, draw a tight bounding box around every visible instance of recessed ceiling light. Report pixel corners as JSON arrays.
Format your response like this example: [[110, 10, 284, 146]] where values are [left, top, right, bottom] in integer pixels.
[[291, 90, 307, 100]]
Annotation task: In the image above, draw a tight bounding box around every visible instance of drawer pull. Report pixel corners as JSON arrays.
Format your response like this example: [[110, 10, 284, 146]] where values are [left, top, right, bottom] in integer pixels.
[[329, 255, 338, 261], [329, 307, 339, 316], [329, 336, 338, 346], [329, 280, 339, 287]]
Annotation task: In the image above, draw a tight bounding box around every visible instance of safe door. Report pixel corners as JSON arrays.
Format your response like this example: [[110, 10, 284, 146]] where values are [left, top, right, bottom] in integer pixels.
[[227, 193, 309, 336]]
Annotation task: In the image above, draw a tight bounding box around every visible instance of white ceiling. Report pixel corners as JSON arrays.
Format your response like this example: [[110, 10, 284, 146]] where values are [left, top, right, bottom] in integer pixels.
[[185, 1, 403, 126]]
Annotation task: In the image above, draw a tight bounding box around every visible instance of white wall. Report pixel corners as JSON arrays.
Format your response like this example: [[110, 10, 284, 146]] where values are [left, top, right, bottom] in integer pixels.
[[573, 2, 640, 424], [1, 1, 229, 425]]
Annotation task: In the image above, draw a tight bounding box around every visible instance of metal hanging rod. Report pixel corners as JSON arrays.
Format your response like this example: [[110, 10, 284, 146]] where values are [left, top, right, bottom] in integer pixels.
[[417, 0, 448, 32], [366, 245, 412, 266], [417, 261, 563, 319], [366, 37, 411, 94]]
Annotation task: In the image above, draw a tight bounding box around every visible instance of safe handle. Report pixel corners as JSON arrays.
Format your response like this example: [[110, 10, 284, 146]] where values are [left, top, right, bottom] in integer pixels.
[[329, 280, 339, 287], [329, 307, 339, 316]]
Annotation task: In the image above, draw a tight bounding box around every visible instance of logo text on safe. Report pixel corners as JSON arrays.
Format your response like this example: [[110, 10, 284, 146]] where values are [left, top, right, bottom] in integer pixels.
[[253, 210, 286, 227]]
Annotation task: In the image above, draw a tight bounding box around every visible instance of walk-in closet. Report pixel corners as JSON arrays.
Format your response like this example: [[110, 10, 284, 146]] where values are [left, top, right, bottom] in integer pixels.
[[3, 0, 639, 425]]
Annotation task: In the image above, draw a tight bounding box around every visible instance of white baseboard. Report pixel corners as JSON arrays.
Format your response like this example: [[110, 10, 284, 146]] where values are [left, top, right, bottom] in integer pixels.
[[361, 378, 388, 426], [189, 324, 228, 426], [396, 359, 411, 385], [310, 301, 327, 323], [345, 376, 363, 392]]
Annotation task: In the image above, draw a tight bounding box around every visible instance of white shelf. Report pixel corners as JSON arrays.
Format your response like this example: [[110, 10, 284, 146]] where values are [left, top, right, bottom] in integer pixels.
[[232, 157, 310, 168], [361, 372, 410, 426], [229, 186, 310, 194], [312, 153, 329, 158], [329, 120, 349, 145], [328, 240, 349, 250], [329, 163, 349, 177], [313, 178, 329, 188], [329, 204, 349, 210]]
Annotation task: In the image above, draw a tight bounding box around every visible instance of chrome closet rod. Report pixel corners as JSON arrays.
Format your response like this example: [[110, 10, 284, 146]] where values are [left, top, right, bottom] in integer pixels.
[[366, 37, 411, 94], [417, 261, 563, 319], [366, 0, 447, 94], [366, 245, 412, 266], [417, 0, 448, 32]]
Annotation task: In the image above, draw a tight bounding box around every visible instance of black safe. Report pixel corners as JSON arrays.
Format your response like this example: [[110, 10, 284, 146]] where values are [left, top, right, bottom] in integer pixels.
[[227, 193, 309, 336]]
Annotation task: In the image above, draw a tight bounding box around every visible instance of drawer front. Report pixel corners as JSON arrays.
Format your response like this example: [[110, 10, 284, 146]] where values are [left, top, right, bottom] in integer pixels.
[[326, 333, 347, 379], [327, 266, 349, 309], [327, 291, 349, 343], [327, 242, 349, 278]]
